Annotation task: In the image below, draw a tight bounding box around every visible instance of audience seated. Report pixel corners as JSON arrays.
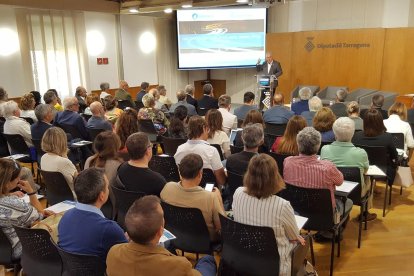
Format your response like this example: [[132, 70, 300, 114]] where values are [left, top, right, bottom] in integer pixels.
[[116, 132, 166, 196], [115, 80, 135, 108], [3, 100, 33, 147], [107, 195, 217, 276], [150, 88, 169, 113], [104, 95, 123, 124], [43, 90, 59, 118], [99, 82, 111, 100], [271, 115, 307, 154], [58, 168, 127, 263], [54, 97, 90, 140], [115, 108, 139, 152], [0, 87, 8, 117], [313, 107, 336, 142], [408, 100, 414, 125], [284, 127, 353, 221], [263, 93, 294, 124], [161, 153, 224, 242], [232, 154, 305, 276], [184, 84, 198, 109], [19, 93, 37, 122], [206, 109, 230, 158], [169, 90, 197, 116], [136, 81, 149, 104], [233, 91, 258, 121], [218, 95, 237, 135], [168, 105, 188, 139], [347, 101, 363, 131], [329, 88, 348, 118], [352, 109, 398, 185], [226, 123, 264, 175], [83, 94, 100, 116], [360, 94, 388, 119], [46, 89, 63, 112], [31, 104, 54, 141], [0, 158, 51, 260], [291, 87, 311, 115], [75, 86, 88, 113], [41, 127, 77, 193], [383, 102, 414, 153], [301, 96, 322, 126], [234, 109, 268, 153], [87, 101, 112, 131], [138, 93, 170, 135], [30, 90, 41, 107], [321, 117, 375, 221], [157, 85, 172, 108], [174, 116, 226, 186], [197, 83, 218, 112]]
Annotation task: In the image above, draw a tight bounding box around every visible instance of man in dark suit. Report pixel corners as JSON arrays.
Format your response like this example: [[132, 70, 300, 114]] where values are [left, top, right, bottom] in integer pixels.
[[329, 89, 348, 118], [184, 84, 197, 109], [256, 52, 283, 110], [136, 81, 149, 104], [31, 104, 54, 141], [196, 83, 218, 115], [54, 97, 90, 140], [360, 94, 389, 119]]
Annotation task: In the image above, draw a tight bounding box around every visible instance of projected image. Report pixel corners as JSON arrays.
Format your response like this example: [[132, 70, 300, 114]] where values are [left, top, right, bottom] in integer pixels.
[[177, 8, 267, 69]]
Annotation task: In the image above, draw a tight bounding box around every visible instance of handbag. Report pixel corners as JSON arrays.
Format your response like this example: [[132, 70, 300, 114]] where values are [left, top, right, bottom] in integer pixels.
[[32, 213, 64, 243], [393, 166, 413, 188]]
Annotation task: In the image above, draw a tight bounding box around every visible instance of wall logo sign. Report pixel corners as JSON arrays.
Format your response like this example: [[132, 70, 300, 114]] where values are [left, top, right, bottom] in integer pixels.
[[305, 37, 371, 52], [305, 37, 315, 52]]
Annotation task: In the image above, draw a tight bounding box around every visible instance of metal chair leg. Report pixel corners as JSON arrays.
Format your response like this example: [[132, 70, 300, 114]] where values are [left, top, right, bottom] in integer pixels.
[[400, 186, 403, 195], [336, 228, 341, 257], [309, 233, 315, 266], [383, 183, 388, 217], [330, 233, 335, 276], [358, 206, 363, 248], [389, 184, 392, 205]]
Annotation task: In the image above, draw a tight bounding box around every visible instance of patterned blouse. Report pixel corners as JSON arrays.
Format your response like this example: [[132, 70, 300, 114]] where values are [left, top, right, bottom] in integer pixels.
[[138, 107, 170, 135], [0, 195, 42, 259]]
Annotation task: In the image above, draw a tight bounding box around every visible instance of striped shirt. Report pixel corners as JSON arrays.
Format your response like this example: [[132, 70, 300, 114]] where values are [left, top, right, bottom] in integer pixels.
[[232, 187, 300, 276], [283, 154, 344, 208]]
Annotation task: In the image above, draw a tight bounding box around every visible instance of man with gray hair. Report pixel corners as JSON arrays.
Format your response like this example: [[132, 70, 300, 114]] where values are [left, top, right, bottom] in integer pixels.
[[218, 95, 237, 135], [31, 104, 54, 141], [0, 86, 8, 117], [320, 117, 375, 221], [87, 101, 112, 131], [329, 88, 348, 117], [291, 87, 312, 115], [169, 90, 197, 116], [54, 97, 89, 140], [75, 86, 87, 113], [360, 94, 388, 120], [3, 100, 33, 147], [226, 123, 264, 175], [116, 80, 135, 108], [197, 83, 218, 112], [99, 82, 110, 100], [184, 84, 197, 109], [284, 127, 353, 228], [301, 96, 322, 126]]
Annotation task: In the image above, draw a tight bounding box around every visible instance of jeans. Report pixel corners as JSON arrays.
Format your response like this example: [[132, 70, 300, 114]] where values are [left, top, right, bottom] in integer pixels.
[[194, 255, 217, 276]]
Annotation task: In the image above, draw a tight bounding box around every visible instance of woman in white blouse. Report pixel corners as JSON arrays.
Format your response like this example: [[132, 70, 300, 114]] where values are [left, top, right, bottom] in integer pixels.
[[383, 102, 414, 153], [232, 154, 305, 276], [205, 109, 231, 158]]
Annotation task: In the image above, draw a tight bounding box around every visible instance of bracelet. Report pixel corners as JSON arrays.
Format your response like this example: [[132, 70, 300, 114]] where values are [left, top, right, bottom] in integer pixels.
[[27, 191, 37, 196]]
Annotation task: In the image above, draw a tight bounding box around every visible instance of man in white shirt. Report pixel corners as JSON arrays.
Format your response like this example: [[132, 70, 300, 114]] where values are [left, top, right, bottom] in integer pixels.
[[218, 95, 237, 136], [3, 100, 33, 147], [174, 116, 226, 187]]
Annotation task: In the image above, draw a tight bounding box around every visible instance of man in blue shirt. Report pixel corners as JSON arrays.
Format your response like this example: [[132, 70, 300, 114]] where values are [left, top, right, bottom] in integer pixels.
[[86, 101, 112, 131], [263, 93, 294, 124], [54, 97, 90, 140], [233, 91, 258, 121], [58, 168, 127, 263]]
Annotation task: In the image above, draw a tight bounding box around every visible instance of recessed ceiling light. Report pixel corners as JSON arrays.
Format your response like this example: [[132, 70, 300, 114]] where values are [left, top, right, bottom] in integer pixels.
[[236, 0, 249, 3], [164, 8, 173, 13], [129, 8, 139, 13], [182, 4, 192, 8]]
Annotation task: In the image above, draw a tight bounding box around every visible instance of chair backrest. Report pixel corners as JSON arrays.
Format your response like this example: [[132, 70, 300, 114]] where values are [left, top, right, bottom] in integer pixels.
[[21, 117, 34, 125], [54, 242, 105, 276], [135, 101, 144, 110], [278, 183, 333, 231], [161, 136, 186, 156], [40, 170, 75, 206], [148, 155, 180, 182], [219, 214, 280, 276], [13, 226, 62, 276], [237, 119, 244, 128], [112, 183, 145, 229], [3, 133, 30, 155], [0, 229, 14, 264], [230, 145, 243, 154], [227, 170, 244, 199], [197, 107, 208, 116], [266, 152, 291, 177], [264, 123, 287, 136], [390, 132, 404, 150], [161, 201, 211, 254], [117, 100, 133, 110], [81, 113, 92, 122], [87, 128, 106, 142], [138, 119, 158, 142], [336, 167, 363, 206], [354, 144, 388, 174], [59, 123, 85, 140], [210, 144, 224, 161], [0, 121, 10, 157], [200, 168, 216, 188]]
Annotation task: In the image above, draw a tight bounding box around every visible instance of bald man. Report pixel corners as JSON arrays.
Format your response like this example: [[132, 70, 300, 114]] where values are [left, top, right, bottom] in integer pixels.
[[86, 101, 112, 131], [263, 93, 294, 124], [115, 80, 135, 108]]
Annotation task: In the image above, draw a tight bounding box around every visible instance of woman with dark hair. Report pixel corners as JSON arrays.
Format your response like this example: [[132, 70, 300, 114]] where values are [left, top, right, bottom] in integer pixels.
[[115, 108, 139, 152], [352, 108, 398, 185], [232, 154, 305, 276], [168, 105, 188, 139], [234, 109, 268, 152], [104, 95, 123, 124], [313, 107, 336, 142], [30, 91, 42, 107], [206, 109, 230, 158], [0, 158, 51, 259], [271, 115, 307, 154]]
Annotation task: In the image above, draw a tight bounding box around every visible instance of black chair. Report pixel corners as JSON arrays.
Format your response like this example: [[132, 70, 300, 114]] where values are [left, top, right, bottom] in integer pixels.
[[264, 123, 286, 150], [237, 119, 243, 128], [278, 184, 349, 276], [266, 152, 291, 177], [40, 170, 75, 206], [21, 117, 34, 125], [3, 133, 36, 174], [54, 241, 105, 276], [0, 230, 20, 276], [226, 170, 244, 207], [0, 121, 10, 157], [219, 214, 280, 276], [86, 128, 106, 142], [134, 101, 144, 110], [230, 144, 243, 154], [197, 107, 208, 116], [200, 168, 216, 188], [81, 113, 92, 122], [58, 123, 88, 140], [13, 226, 62, 276], [161, 201, 214, 260], [138, 119, 158, 143], [117, 100, 133, 110], [355, 144, 390, 217], [336, 167, 368, 248], [211, 144, 224, 161], [149, 155, 180, 182], [161, 136, 186, 156], [390, 132, 404, 150], [112, 181, 145, 230]]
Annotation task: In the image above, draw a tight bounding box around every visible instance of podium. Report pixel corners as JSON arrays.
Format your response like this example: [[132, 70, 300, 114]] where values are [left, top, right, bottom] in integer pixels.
[[255, 74, 277, 110]]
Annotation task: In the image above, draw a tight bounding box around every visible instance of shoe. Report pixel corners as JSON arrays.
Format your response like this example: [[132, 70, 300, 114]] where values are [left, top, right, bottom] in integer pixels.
[[358, 212, 377, 222]]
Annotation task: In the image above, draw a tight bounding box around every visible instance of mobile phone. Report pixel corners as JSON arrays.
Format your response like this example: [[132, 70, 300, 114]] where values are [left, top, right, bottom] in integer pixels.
[[205, 183, 214, 192]]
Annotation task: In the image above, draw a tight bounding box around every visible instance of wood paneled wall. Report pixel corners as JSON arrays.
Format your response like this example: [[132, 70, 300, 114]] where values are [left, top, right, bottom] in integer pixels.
[[266, 28, 414, 100]]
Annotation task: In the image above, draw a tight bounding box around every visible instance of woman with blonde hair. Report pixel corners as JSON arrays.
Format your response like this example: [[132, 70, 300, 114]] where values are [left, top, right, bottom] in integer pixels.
[[271, 115, 307, 154], [41, 127, 77, 192], [347, 101, 363, 130], [313, 107, 336, 142], [232, 154, 305, 276], [383, 102, 414, 152], [19, 93, 37, 122], [206, 109, 231, 158]]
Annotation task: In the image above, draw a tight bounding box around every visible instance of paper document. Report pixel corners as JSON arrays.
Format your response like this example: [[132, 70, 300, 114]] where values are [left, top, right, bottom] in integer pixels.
[[21, 194, 44, 203], [6, 154, 29, 160], [159, 229, 176, 243], [366, 165, 386, 176], [295, 215, 308, 230], [45, 200, 76, 213], [336, 181, 358, 193], [72, 140, 92, 146]]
